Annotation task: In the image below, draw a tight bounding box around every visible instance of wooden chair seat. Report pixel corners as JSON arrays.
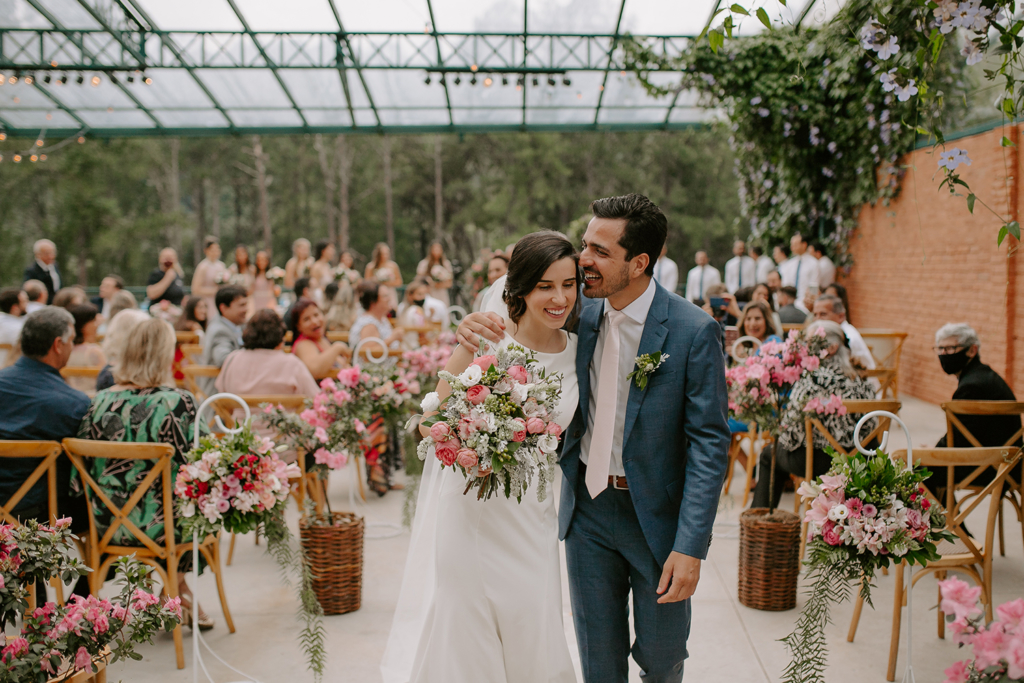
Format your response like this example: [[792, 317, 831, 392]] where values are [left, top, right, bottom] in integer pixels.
[[59, 366, 103, 379]]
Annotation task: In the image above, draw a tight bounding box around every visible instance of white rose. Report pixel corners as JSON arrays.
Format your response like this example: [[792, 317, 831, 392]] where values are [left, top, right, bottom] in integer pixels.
[[420, 392, 441, 413], [181, 502, 196, 518], [828, 504, 849, 522], [509, 383, 527, 404], [459, 365, 483, 386], [538, 435, 559, 454]]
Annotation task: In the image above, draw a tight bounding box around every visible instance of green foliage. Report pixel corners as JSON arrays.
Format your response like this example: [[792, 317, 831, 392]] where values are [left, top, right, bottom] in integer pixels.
[[0, 519, 90, 626]]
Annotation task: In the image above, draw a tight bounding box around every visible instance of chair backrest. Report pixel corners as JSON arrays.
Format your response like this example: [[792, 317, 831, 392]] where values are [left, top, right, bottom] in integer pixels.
[[0, 343, 12, 353], [62, 438, 177, 559], [59, 366, 103, 380], [182, 365, 220, 401], [941, 400, 1024, 448], [180, 343, 204, 365], [859, 330, 908, 370], [805, 400, 901, 458], [896, 446, 1021, 564], [0, 441, 62, 526], [858, 367, 899, 399], [325, 331, 349, 343], [175, 331, 200, 345], [781, 323, 805, 335], [215, 394, 309, 429]]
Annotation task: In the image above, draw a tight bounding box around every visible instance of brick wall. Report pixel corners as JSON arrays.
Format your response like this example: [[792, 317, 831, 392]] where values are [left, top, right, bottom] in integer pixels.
[[843, 123, 1024, 405]]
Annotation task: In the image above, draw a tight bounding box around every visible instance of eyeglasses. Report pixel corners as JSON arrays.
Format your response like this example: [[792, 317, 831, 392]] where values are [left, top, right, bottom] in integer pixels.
[[933, 345, 964, 355]]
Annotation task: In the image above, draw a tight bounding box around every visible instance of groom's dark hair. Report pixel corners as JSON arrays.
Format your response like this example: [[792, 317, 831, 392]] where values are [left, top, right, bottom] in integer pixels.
[[590, 193, 667, 277]]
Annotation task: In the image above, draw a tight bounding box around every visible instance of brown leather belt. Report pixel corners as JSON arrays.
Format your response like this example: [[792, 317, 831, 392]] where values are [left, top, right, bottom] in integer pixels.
[[608, 475, 628, 490]]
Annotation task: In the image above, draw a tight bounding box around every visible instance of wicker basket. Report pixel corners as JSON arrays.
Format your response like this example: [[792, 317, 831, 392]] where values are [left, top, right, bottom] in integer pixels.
[[738, 508, 801, 611], [300, 512, 365, 615]]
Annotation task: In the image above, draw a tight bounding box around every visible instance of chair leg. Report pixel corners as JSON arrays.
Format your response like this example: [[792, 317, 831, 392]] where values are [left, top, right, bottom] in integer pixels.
[[723, 433, 743, 496], [741, 438, 758, 508], [937, 570, 947, 639], [887, 563, 904, 682], [847, 582, 865, 642], [51, 577, 64, 605], [203, 541, 236, 634], [227, 533, 236, 566], [998, 502, 1005, 557]]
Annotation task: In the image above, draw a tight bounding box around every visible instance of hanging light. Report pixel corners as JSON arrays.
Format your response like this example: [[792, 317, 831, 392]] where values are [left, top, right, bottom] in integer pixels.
[[40, 154, 47, 161], [76, 74, 85, 85], [0, 132, 6, 141], [13, 154, 22, 163], [91, 75, 101, 86], [483, 76, 493, 87], [35, 138, 43, 147], [59, 73, 68, 85], [29, 154, 38, 162], [126, 74, 134, 83], [501, 76, 508, 86], [532, 76, 539, 86], [470, 75, 477, 86], [547, 76, 556, 86], [77, 136, 85, 144], [453, 75, 461, 85], [144, 76, 152, 85], [24, 75, 34, 85], [42, 74, 52, 84], [470, 64, 478, 72], [9, 75, 18, 85], [563, 76, 571, 86], [424, 74, 431, 85]]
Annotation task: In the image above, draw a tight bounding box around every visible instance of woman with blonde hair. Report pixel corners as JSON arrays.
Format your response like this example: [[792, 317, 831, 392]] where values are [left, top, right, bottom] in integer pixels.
[[365, 242, 402, 288], [96, 309, 150, 392]]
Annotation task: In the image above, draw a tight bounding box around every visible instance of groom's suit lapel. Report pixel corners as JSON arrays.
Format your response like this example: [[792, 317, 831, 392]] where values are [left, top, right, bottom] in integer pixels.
[[621, 285, 670, 450], [575, 300, 602, 431]]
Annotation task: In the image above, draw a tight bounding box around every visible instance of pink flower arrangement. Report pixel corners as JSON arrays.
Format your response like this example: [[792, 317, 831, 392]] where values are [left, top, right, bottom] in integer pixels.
[[940, 576, 1024, 682]]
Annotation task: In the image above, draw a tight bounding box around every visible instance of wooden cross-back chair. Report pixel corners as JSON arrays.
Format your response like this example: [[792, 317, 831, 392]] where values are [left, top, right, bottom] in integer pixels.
[[846, 446, 1021, 681], [723, 423, 766, 507], [179, 343, 204, 366], [860, 330, 908, 396], [0, 441, 66, 607], [780, 323, 806, 335], [63, 438, 236, 670], [174, 331, 200, 345], [859, 367, 899, 399], [181, 365, 220, 401], [326, 331, 349, 343], [942, 400, 1024, 556]]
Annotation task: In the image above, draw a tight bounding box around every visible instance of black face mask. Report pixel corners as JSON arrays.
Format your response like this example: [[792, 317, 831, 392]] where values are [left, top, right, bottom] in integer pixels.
[[939, 349, 971, 375], [412, 298, 426, 307]]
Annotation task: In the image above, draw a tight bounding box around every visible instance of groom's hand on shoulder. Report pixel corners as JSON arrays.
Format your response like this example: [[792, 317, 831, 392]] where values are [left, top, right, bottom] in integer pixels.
[[456, 312, 506, 350], [656, 552, 701, 604]]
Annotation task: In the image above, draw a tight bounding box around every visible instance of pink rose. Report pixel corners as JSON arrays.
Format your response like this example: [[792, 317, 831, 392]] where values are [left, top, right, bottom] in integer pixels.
[[940, 576, 983, 620], [456, 448, 479, 469], [435, 439, 460, 467], [511, 418, 527, 442], [972, 627, 1008, 670], [546, 422, 563, 437], [821, 520, 842, 546], [429, 422, 452, 442], [942, 661, 970, 683], [319, 377, 336, 390], [507, 365, 529, 384], [526, 417, 546, 434], [472, 355, 498, 371], [466, 384, 491, 405]]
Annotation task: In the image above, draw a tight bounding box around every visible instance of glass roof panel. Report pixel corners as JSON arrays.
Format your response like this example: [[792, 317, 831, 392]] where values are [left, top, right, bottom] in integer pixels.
[[76, 109, 156, 128], [597, 106, 667, 123], [359, 69, 448, 109], [526, 107, 596, 124], [36, 80, 136, 109], [3, 0, 51, 28], [1, 109, 80, 128], [193, 68, 292, 108], [1, 82, 58, 108], [378, 108, 449, 125], [601, 71, 675, 108], [335, 0, 431, 32], [121, 69, 214, 109], [134, 0, 243, 31], [352, 109, 378, 126], [232, 0, 339, 31], [622, 0, 715, 35], [451, 107, 521, 125], [527, 71, 603, 107], [279, 69, 349, 108], [226, 108, 304, 126], [527, 0, 621, 34], [32, 0, 102, 29], [431, 0, 524, 33], [153, 109, 231, 127], [447, 78, 520, 108], [302, 108, 353, 126]]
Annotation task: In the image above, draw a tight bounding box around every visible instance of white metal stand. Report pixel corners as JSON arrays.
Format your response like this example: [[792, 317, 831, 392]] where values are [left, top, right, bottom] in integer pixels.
[[853, 410, 916, 683]]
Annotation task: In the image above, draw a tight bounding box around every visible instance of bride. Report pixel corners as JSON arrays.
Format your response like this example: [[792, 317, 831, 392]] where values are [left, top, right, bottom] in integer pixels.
[[381, 231, 580, 683]]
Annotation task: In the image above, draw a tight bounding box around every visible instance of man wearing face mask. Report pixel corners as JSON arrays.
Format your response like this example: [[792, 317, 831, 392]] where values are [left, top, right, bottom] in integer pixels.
[[934, 323, 1021, 460]]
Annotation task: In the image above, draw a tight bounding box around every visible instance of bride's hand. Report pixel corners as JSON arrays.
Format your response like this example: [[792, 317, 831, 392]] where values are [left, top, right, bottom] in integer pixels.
[[456, 312, 505, 350]]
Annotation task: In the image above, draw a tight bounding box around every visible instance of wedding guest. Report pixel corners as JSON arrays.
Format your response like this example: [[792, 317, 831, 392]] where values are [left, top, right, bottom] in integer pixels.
[[22, 239, 61, 303], [227, 245, 255, 291], [751, 320, 875, 508], [284, 277, 312, 334], [310, 239, 337, 294], [285, 238, 314, 290], [146, 247, 186, 307], [75, 317, 214, 629], [777, 286, 809, 324], [291, 299, 350, 380], [198, 286, 249, 396], [736, 300, 781, 345], [653, 243, 679, 294], [92, 274, 124, 324], [811, 242, 836, 288], [250, 250, 279, 312], [824, 283, 852, 325], [0, 288, 27, 366], [772, 243, 790, 267], [191, 236, 227, 320], [751, 244, 774, 284], [216, 310, 319, 397], [338, 250, 361, 283], [397, 280, 431, 348], [350, 281, 405, 357], [779, 232, 819, 312], [174, 296, 208, 338], [22, 280, 48, 314], [765, 269, 782, 297], [107, 289, 139, 321], [812, 294, 876, 373], [325, 275, 358, 332], [684, 250, 721, 302], [724, 239, 757, 294], [65, 303, 107, 394], [416, 241, 454, 307], [96, 309, 150, 392], [51, 286, 87, 309], [365, 242, 403, 288], [473, 253, 509, 312], [750, 282, 783, 335]]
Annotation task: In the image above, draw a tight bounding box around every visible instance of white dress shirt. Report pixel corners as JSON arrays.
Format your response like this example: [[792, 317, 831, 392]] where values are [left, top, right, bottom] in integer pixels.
[[481, 274, 509, 319], [817, 255, 836, 288], [684, 264, 721, 302], [0, 312, 25, 365], [423, 295, 448, 324], [653, 256, 679, 294], [580, 279, 657, 478], [756, 255, 775, 283], [724, 256, 757, 293], [779, 253, 820, 304], [841, 321, 875, 371], [37, 259, 60, 292]]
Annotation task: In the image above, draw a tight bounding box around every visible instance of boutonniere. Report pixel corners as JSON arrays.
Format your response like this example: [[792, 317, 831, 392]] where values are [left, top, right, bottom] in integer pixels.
[[627, 352, 669, 390]]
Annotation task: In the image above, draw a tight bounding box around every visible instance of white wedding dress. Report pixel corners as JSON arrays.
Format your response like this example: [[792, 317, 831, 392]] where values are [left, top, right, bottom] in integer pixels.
[[381, 331, 579, 683]]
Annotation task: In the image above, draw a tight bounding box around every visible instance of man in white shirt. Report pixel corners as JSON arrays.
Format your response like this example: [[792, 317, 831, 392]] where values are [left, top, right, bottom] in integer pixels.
[[779, 233, 819, 312], [22, 280, 48, 314], [423, 293, 448, 324], [684, 251, 721, 302], [810, 242, 836, 288], [92, 275, 123, 323], [751, 245, 774, 284], [0, 288, 28, 365], [652, 244, 679, 294], [812, 294, 877, 377], [724, 240, 757, 293]]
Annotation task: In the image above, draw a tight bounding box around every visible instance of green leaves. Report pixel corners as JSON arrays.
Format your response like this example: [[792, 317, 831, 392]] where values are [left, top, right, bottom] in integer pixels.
[[998, 221, 1021, 246], [708, 28, 725, 53], [756, 7, 772, 29], [967, 193, 976, 213], [730, 3, 749, 15]]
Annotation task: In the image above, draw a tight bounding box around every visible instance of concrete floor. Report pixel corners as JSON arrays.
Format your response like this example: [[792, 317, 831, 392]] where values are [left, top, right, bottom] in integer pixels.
[[42, 395, 1023, 682]]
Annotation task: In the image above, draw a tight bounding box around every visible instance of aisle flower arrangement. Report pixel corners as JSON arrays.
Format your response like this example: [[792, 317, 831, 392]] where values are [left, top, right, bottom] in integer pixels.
[[418, 343, 564, 502], [939, 576, 1024, 683], [400, 337, 455, 397], [780, 448, 955, 683], [0, 520, 88, 625]]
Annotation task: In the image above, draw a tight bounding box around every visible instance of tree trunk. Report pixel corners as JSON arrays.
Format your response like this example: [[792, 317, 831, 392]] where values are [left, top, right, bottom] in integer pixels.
[[194, 180, 207, 266], [76, 226, 88, 285], [207, 178, 221, 239], [315, 134, 338, 247], [434, 135, 443, 241], [167, 138, 182, 254], [252, 135, 272, 250], [382, 135, 395, 254], [338, 135, 351, 253]]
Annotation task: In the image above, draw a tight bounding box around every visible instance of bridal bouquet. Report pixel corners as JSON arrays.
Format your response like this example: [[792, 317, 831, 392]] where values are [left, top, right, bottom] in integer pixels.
[[175, 422, 300, 538], [418, 343, 564, 502], [267, 266, 286, 286], [780, 447, 954, 683], [939, 576, 1024, 683]]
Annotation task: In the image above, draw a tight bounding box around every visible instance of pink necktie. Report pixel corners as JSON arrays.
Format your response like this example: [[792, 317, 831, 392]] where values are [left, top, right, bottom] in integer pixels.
[[586, 309, 626, 498]]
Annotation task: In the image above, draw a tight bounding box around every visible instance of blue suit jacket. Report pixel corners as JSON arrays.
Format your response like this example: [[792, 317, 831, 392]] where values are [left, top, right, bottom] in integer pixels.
[[558, 281, 731, 564]]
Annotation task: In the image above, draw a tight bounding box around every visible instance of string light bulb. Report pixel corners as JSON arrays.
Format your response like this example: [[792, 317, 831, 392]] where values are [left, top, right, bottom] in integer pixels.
[[40, 154, 47, 161], [13, 154, 22, 163], [35, 139, 43, 147], [0, 133, 5, 141], [29, 154, 38, 162], [483, 76, 493, 87], [470, 64, 478, 72], [8, 75, 17, 85], [24, 75, 33, 85], [77, 136, 85, 144], [144, 76, 152, 85], [91, 75, 101, 86]]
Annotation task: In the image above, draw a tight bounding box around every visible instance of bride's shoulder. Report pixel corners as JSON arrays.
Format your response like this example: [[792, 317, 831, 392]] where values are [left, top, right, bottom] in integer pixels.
[[563, 331, 579, 353]]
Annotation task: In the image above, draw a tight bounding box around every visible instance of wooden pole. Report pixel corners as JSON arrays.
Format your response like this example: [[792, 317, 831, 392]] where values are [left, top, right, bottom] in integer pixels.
[[315, 134, 338, 247], [434, 135, 444, 240], [252, 135, 272, 250], [338, 135, 351, 253], [1006, 123, 1020, 391], [382, 135, 395, 254]]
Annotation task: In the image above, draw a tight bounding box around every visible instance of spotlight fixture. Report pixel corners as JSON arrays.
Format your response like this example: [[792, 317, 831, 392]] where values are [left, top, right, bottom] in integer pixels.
[[501, 76, 508, 86], [90, 75, 101, 86], [424, 74, 431, 85], [453, 76, 461, 85], [126, 74, 134, 83], [547, 76, 556, 86], [110, 74, 119, 84], [470, 75, 477, 86], [563, 76, 571, 86], [483, 76, 492, 87], [43, 74, 51, 84], [76, 74, 84, 85], [532, 77, 538, 86], [59, 74, 68, 85]]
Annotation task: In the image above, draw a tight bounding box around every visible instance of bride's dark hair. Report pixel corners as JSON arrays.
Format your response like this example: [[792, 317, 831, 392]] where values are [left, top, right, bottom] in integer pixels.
[[502, 231, 581, 330]]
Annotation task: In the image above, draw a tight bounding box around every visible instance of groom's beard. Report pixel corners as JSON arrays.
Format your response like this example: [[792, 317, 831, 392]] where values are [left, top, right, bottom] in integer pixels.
[[582, 263, 630, 299]]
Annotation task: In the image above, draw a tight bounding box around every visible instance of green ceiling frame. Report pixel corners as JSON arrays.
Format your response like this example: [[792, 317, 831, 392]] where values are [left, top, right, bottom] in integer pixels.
[[424, 0, 454, 127], [592, 0, 629, 126], [324, 0, 358, 128]]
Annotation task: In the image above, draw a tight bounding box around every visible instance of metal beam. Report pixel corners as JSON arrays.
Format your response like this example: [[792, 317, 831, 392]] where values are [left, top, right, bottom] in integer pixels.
[[424, 0, 454, 128], [592, 0, 629, 126], [324, 0, 358, 128], [0, 112, 15, 130], [796, 0, 818, 30], [223, 0, 309, 129], [521, 0, 528, 127], [323, 8, 383, 129], [31, 82, 91, 130], [120, 0, 237, 132], [662, 88, 682, 127], [25, 0, 163, 130]]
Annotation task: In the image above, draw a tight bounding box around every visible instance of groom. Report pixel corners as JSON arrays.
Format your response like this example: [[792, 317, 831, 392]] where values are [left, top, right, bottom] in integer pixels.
[[457, 193, 730, 682]]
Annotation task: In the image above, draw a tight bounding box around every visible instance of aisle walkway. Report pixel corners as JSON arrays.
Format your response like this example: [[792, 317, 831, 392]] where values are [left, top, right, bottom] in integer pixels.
[[103, 395, 1023, 682]]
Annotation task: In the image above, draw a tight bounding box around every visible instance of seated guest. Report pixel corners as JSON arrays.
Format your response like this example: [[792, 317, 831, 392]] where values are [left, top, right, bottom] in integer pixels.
[[96, 309, 150, 392], [751, 320, 876, 509], [812, 294, 876, 373], [107, 289, 138, 321], [350, 281, 405, 358], [292, 299, 350, 381], [473, 253, 509, 312], [397, 279, 430, 349], [0, 287, 27, 366], [65, 303, 107, 394], [824, 283, 851, 325], [174, 296, 209, 339], [284, 277, 313, 334], [736, 300, 782, 347], [0, 307, 91, 524], [198, 286, 249, 396], [92, 274, 124, 330], [777, 286, 809, 324], [75, 317, 214, 629], [22, 280, 49, 314], [51, 286, 87, 309], [217, 310, 319, 397], [750, 282, 783, 335], [325, 278, 358, 332]]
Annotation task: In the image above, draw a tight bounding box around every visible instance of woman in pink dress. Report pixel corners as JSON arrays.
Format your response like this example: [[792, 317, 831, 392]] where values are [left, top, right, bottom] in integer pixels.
[[250, 250, 279, 312], [190, 236, 227, 320], [290, 299, 350, 380]]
